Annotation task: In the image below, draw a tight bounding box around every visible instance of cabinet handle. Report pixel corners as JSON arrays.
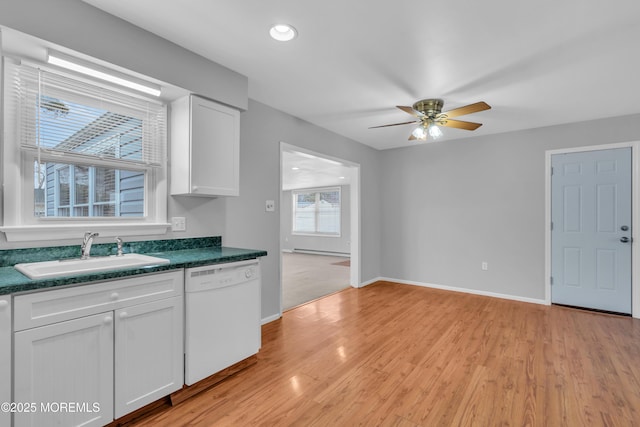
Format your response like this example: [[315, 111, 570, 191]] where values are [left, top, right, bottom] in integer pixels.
[[103, 316, 113, 325], [110, 292, 119, 300], [0, 300, 8, 309], [119, 312, 128, 319]]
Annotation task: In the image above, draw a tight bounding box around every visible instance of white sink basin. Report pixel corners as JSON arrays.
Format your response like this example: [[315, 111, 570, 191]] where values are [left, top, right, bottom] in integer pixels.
[[15, 253, 171, 280]]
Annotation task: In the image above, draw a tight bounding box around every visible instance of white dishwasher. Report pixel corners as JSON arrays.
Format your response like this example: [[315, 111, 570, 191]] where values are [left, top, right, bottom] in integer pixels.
[[184, 259, 261, 386]]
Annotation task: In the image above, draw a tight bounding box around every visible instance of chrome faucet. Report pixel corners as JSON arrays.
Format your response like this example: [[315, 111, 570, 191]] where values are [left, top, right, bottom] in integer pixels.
[[81, 232, 99, 259], [115, 237, 123, 257]]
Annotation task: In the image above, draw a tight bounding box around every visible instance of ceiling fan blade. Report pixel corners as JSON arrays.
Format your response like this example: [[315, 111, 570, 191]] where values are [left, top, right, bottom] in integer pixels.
[[397, 105, 422, 117], [408, 133, 417, 141], [369, 120, 419, 129], [437, 118, 483, 131], [438, 101, 491, 119]]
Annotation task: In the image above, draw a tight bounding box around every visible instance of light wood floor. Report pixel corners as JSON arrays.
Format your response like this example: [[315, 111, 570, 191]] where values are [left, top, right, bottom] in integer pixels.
[[282, 252, 350, 310], [130, 281, 640, 426]]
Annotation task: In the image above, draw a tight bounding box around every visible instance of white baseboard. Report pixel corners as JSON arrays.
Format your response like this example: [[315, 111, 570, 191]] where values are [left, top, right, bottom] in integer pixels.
[[292, 249, 351, 257], [261, 313, 281, 325], [373, 277, 548, 306], [359, 277, 384, 288], [272, 278, 546, 323]]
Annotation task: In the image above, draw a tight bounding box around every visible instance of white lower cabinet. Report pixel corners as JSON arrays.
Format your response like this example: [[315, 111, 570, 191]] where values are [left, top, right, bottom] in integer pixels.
[[13, 271, 184, 427], [114, 296, 183, 418], [0, 296, 12, 427], [14, 312, 114, 427]]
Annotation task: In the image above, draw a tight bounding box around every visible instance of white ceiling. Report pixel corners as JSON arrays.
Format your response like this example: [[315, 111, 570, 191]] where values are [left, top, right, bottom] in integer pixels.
[[282, 150, 353, 191], [84, 0, 640, 150]]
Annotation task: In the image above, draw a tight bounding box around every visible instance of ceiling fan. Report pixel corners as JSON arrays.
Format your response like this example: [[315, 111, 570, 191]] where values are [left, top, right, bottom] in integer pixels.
[[370, 99, 491, 141]]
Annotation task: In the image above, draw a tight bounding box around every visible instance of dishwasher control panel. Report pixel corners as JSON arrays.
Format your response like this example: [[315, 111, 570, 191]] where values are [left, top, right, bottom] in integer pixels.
[[186, 260, 260, 292]]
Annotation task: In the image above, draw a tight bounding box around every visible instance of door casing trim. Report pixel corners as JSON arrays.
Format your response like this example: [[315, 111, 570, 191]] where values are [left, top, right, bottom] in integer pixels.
[[545, 141, 639, 318]]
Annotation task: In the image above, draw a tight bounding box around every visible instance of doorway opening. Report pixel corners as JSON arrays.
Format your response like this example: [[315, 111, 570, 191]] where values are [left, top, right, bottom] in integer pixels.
[[280, 143, 360, 312], [545, 142, 640, 319]]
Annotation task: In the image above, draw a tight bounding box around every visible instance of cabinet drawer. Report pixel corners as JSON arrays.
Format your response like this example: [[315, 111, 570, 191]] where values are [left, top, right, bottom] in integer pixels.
[[14, 270, 183, 331]]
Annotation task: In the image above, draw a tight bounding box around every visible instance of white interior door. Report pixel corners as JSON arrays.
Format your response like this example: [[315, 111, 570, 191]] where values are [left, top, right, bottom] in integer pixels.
[[551, 147, 632, 313]]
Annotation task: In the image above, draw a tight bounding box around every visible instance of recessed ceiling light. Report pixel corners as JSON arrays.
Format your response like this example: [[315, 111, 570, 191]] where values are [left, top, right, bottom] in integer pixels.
[[339, 176, 345, 179], [270, 24, 297, 42], [291, 167, 300, 170]]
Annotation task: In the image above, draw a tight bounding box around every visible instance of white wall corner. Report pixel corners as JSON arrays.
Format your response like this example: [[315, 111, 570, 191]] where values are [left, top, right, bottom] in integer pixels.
[[359, 277, 385, 288], [261, 313, 281, 325]]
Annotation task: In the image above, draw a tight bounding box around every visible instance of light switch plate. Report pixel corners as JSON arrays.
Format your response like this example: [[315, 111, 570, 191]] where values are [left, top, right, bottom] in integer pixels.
[[265, 200, 275, 212]]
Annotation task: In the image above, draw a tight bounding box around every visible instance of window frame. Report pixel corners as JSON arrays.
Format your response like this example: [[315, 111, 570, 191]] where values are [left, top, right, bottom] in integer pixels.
[[292, 186, 342, 237], [49, 163, 122, 218], [0, 57, 169, 242]]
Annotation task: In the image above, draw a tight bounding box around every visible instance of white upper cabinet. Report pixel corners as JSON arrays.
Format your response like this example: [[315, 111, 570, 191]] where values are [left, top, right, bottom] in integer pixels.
[[171, 95, 240, 197]]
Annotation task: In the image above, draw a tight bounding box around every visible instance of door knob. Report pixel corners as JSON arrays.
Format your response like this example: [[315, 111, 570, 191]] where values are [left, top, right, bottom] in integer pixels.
[[621, 225, 629, 231], [620, 237, 630, 243]]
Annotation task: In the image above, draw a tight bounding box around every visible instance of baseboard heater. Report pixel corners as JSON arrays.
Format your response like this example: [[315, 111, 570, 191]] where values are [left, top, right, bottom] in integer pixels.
[[292, 248, 350, 257]]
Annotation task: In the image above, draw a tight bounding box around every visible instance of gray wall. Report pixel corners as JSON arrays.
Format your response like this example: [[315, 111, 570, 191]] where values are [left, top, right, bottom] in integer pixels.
[[5, 0, 639, 321], [0, 0, 247, 110], [380, 113, 640, 301], [0, 0, 240, 248], [0, 1, 383, 323], [225, 100, 381, 320], [281, 185, 351, 255]]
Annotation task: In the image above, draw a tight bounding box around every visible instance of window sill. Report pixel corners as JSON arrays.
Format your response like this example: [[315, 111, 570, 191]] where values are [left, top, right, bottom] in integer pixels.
[[0, 223, 171, 242]]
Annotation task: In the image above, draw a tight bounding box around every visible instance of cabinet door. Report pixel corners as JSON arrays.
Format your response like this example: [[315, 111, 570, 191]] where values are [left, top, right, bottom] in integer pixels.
[[14, 312, 114, 427], [190, 95, 240, 196], [0, 297, 10, 427], [114, 296, 183, 418]]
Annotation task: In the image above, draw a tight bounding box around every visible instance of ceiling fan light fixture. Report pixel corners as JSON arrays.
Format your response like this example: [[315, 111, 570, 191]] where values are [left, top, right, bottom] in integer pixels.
[[411, 125, 428, 140], [370, 99, 490, 143], [269, 24, 297, 41], [428, 124, 443, 139], [411, 120, 442, 141]]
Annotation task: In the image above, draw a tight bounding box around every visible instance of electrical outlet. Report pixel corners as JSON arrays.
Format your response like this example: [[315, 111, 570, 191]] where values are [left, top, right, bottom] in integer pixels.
[[481, 262, 488, 271], [171, 217, 186, 232], [265, 200, 275, 212]]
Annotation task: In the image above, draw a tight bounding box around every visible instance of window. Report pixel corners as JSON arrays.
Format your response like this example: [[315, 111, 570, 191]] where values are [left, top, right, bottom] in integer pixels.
[[43, 163, 127, 218], [292, 187, 341, 236], [2, 57, 168, 241]]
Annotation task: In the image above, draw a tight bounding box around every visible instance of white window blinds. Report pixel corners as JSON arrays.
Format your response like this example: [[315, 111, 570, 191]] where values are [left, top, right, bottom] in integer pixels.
[[4, 59, 167, 169], [293, 187, 341, 235]]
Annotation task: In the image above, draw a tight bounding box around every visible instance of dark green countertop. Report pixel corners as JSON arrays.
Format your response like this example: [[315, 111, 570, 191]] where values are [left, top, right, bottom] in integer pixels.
[[0, 245, 267, 295]]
